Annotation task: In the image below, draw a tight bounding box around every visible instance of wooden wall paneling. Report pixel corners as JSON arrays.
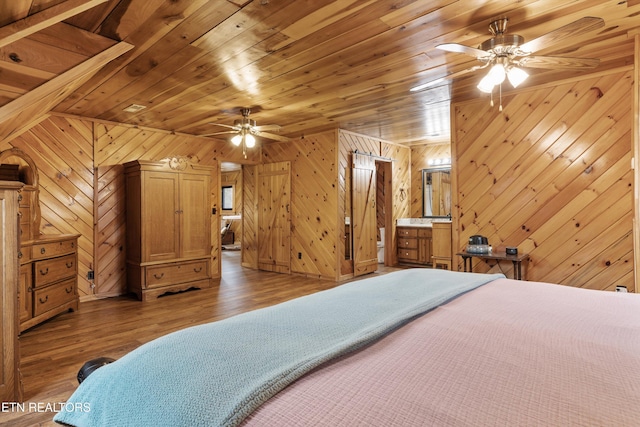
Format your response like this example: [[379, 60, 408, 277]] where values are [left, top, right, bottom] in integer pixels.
[[262, 132, 338, 279], [452, 68, 634, 291], [10, 119, 95, 298], [95, 163, 126, 297], [410, 143, 451, 218], [456, 74, 619, 241], [382, 142, 411, 268]]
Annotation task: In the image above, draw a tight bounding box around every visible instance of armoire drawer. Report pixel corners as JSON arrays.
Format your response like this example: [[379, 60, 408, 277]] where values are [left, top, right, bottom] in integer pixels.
[[31, 239, 77, 261], [33, 254, 77, 288], [33, 278, 76, 317], [145, 260, 210, 289]]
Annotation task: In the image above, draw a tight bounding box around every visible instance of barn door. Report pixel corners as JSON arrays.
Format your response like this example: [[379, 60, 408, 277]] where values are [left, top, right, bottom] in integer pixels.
[[351, 153, 378, 276], [257, 161, 291, 273]]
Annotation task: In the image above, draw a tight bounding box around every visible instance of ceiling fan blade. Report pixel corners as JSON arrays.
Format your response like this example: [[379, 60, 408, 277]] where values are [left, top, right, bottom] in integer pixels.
[[410, 63, 489, 92], [255, 131, 290, 142], [517, 55, 600, 69], [437, 43, 490, 59], [201, 131, 238, 137], [253, 124, 282, 132], [519, 17, 605, 54], [207, 122, 238, 130]]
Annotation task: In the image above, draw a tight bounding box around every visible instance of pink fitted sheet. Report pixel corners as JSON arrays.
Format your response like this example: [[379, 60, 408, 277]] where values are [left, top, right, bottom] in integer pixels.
[[242, 278, 640, 426]]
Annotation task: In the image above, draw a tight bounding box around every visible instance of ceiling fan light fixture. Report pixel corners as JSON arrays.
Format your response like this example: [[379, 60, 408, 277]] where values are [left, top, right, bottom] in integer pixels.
[[245, 133, 256, 148], [231, 134, 242, 146], [507, 66, 528, 88], [477, 74, 495, 93], [487, 63, 506, 85]]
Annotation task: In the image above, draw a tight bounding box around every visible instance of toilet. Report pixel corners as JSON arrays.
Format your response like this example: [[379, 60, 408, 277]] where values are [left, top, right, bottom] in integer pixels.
[[377, 227, 385, 263]]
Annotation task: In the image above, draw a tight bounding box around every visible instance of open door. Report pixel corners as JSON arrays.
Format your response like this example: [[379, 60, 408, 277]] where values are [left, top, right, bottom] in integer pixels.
[[257, 161, 291, 273], [351, 153, 378, 276]]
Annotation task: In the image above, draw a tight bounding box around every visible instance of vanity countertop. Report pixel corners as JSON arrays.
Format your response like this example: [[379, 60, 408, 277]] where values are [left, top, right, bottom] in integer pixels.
[[396, 218, 451, 228]]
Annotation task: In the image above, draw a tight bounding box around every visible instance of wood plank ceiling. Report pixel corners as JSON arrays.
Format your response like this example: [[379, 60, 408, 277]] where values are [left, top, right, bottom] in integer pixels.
[[0, 0, 639, 145]]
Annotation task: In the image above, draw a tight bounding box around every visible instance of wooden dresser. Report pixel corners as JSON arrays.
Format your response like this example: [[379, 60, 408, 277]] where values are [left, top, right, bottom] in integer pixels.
[[19, 235, 79, 332], [0, 148, 80, 333], [125, 158, 214, 301], [397, 226, 432, 265]]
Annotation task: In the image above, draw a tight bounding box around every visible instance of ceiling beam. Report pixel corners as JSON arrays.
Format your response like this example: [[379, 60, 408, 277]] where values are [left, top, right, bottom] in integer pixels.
[[0, 0, 108, 48], [0, 41, 133, 139]]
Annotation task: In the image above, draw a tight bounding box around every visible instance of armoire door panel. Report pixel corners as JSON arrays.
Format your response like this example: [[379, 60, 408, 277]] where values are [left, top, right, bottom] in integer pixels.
[[180, 173, 211, 258], [143, 172, 180, 262]]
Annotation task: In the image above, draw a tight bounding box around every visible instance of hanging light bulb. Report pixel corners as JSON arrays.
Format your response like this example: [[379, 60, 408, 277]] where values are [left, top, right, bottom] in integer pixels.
[[507, 66, 528, 88], [231, 134, 242, 146], [477, 74, 495, 93], [244, 133, 256, 148], [487, 63, 506, 85]]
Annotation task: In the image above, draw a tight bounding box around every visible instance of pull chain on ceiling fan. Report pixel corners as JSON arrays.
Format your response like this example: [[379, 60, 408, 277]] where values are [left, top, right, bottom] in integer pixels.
[[411, 16, 605, 110]]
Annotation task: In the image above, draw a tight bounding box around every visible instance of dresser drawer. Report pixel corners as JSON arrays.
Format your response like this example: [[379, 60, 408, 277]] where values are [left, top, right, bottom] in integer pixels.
[[397, 227, 418, 237], [31, 239, 77, 261], [145, 260, 210, 289], [397, 237, 418, 249], [397, 248, 418, 261], [33, 254, 77, 288], [33, 278, 76, 317]]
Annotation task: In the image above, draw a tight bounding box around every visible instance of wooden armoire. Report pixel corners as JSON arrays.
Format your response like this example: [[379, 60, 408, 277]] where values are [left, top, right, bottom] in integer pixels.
[[124, 158, 214, 301]]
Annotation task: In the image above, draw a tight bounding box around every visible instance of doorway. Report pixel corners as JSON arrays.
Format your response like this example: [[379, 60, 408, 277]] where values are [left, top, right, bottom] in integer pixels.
[[220, 162, 243, 272]]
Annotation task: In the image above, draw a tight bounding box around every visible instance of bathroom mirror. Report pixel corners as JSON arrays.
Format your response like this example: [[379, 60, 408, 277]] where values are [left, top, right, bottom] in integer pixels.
[[422, 168, 451, 218]]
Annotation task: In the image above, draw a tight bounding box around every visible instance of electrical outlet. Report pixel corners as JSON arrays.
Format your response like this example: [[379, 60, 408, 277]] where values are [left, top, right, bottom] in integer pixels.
[[87, 270, 94, 280]]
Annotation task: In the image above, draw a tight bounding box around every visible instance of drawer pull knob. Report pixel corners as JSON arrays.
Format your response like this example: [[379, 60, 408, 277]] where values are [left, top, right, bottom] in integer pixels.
[[40, 247, 46, 254], [65, 287, 73, 294], [39, 268, 49, 275], [18, 251, 22, 259], [154, 273, 165, 280], [27, 287, 32, 293], [193, 267, 203, 273], [66, 261, 74, 268], [39, 295, 48, 304]]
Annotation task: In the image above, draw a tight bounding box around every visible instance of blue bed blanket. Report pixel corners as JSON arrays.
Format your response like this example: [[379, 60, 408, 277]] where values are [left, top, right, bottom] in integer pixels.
[[54, 269, 503, 427]]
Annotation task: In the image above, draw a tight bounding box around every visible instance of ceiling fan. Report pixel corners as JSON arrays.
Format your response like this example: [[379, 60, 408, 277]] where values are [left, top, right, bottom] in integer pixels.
[[410, 16, 605, 108], [202, 108, 290, 156]]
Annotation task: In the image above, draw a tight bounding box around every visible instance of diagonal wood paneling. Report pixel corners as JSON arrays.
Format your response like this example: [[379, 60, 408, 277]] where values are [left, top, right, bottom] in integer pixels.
[[262, 131, 338, 279], [453, 69, 634, 291], [10, 115, 95, 298]]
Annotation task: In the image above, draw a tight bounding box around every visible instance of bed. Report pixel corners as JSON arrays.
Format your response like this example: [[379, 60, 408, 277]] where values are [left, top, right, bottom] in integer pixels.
[[53, 269, 640, 426]]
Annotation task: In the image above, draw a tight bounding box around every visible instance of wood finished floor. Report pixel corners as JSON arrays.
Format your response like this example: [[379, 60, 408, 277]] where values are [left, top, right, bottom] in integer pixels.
[[5, 252, 403, 426]]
